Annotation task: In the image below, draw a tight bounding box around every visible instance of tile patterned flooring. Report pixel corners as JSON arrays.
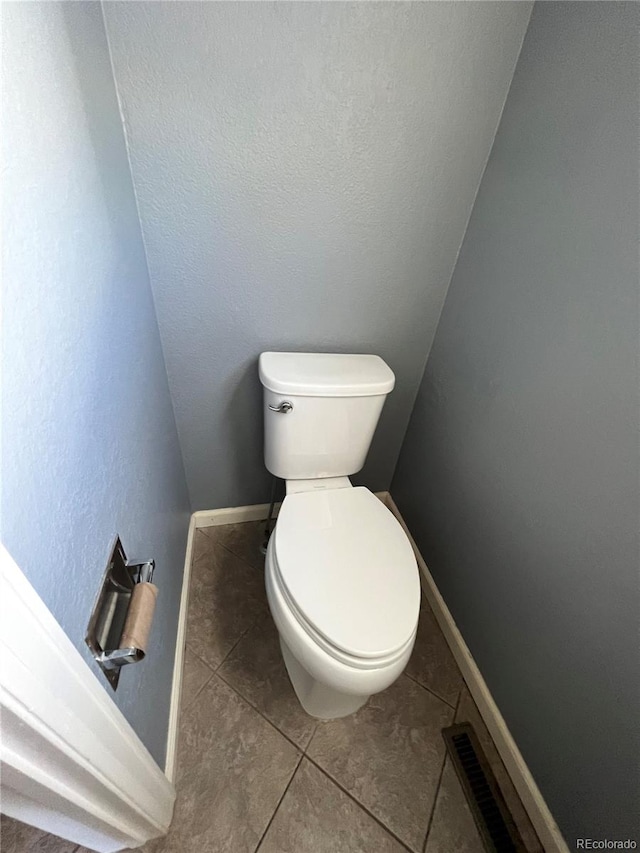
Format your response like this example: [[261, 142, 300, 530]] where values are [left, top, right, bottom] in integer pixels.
[[1, 519, 543, 853]]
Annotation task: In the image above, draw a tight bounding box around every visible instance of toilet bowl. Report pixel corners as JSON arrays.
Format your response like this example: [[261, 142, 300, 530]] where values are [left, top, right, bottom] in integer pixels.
[[259, 351, 421, 719], [265, 483, 420, 719]]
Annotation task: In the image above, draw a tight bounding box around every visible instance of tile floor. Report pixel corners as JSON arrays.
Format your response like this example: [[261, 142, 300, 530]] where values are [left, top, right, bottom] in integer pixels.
[[149, 519, 543, 853], [2, 518, 543, 853]]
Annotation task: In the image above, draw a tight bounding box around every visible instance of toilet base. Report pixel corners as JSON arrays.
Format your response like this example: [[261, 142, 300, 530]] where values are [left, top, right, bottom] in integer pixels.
[[280, 637, 369, 720]]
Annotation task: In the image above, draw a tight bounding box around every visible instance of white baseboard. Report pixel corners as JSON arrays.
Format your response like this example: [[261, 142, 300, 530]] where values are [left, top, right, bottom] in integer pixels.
[[385, 493, 568, 853], [164, 514, 196, 784]]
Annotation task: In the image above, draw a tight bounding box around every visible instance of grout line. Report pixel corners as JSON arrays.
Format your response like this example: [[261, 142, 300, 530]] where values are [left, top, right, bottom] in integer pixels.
[[199, 524, 225, 544], [421, 688, 464, 853], [214, 668, 307, 754], [302, 720, 319, 754], [182, 669, 214, 715], [420, 752, 448, 853], [403, 671, 459, 711], [454, 685, 464, 716], [184, 641, 217, 677], [192, 534, 265, 587], [304, 755, 415, 853], [213, 608, 265, 673], [197, 525, 267, 584], [217, 539, 266, 573], [172, 666, 305, 791], [159, 626, 305, 851], [180, 583, 252, 678], [188, 542, 268, 675], [254, 753, 304, 852], [179, 644, 215, 713]]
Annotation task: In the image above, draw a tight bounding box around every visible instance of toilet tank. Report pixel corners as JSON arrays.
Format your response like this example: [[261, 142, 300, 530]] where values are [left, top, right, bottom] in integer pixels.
[[259, 352, 395, 480]]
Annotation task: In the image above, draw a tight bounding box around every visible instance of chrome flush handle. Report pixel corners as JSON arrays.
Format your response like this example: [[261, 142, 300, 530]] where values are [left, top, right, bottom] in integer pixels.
[[268, 401, 293, 414]]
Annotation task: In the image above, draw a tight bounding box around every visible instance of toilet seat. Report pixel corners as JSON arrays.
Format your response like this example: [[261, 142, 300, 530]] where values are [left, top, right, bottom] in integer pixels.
[[269, 553, 416, 671], [273, 486, 420, 662]]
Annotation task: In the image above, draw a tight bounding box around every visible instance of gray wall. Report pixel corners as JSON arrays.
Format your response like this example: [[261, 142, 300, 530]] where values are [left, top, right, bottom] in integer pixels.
[[1, 2, 190, 765], [392, 2, 639, 843], [102, 1, 532, 510]]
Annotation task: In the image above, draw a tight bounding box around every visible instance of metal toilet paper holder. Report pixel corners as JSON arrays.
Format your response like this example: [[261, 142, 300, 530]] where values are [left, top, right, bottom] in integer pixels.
[[85, 536, 155, 689]]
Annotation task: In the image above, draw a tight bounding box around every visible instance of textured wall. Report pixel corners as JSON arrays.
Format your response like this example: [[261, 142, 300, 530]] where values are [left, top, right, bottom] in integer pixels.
[[1, 2, 190, 765], [392, 3, 640, 843], [103, 1, 532, 510]]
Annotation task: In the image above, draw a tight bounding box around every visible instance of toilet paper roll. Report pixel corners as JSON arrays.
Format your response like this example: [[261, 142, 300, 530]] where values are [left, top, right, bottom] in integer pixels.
[[120, 582, 158, 654]]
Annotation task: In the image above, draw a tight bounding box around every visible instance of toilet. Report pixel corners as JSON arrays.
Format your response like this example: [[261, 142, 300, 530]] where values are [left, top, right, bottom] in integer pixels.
[[259, 352, 421, 719]]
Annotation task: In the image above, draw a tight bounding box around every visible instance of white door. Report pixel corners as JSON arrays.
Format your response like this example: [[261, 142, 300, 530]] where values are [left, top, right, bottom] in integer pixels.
[[0, 545, 176, 852]]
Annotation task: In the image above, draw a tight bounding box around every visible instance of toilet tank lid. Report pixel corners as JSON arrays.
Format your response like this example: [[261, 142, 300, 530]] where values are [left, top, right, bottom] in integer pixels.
[[259, 352, 395, 397]]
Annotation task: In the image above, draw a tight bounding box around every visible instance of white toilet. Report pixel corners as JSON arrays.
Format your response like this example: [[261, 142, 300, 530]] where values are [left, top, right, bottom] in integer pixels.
[[259, 352, 421, 719]]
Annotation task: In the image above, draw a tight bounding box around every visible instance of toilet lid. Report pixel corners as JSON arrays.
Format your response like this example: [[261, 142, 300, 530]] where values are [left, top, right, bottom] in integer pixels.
[[273, 487, 420, 659]]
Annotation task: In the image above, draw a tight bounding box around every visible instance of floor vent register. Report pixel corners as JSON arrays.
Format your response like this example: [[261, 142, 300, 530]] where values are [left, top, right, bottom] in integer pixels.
[[442, 723, 527, 853]]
